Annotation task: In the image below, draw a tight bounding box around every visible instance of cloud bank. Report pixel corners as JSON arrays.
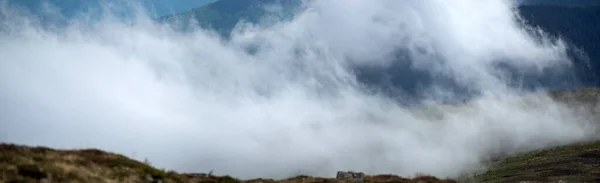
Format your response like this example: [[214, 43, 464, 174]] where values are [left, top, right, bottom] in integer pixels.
[[0, 0, 597, 179]]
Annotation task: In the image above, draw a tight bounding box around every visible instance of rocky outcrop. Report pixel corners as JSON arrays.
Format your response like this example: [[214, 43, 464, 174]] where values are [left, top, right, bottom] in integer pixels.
[[336, 171, 365, 183]]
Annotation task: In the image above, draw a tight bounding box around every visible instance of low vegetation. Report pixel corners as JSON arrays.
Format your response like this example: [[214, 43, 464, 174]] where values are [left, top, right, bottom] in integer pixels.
[[3, 140, 600, 183], [469, 141, 600, 183], [0, 143, 456, 183]]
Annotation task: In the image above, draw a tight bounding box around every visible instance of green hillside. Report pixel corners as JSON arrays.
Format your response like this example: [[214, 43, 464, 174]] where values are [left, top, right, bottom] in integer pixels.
[[470, 141, 600, 182]]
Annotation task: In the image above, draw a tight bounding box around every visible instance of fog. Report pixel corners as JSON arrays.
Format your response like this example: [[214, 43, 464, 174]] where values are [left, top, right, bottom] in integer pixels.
[[0, 0, 598, 179]]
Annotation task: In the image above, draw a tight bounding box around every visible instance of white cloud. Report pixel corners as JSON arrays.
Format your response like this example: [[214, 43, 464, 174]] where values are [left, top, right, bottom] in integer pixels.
[[0, 0, 596, 179]]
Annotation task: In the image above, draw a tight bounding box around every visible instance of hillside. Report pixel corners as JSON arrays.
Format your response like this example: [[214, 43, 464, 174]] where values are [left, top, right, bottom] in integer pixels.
[[2, 140, 600, 182], [519, 0, 600, 6], [2, 1, 600, 182], [159, 1, 600, 102], [0, 143, 457, 183], [357, 4, 600, 100], [470, 141, 600, 182], [159, 0, 301, 37], [4, 0, 215, 17], [466, 87, 600, 182], [518, 5, 600, 87]]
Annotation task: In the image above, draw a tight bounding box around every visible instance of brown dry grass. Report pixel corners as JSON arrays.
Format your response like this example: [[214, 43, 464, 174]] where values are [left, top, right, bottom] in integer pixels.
[[0, 143, 457, 183]]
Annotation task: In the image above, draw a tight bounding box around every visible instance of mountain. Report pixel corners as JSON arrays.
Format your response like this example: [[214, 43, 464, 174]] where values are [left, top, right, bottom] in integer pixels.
[[162, 1, 600, 103], [159, 0, 301, 37], [519, 0, 600, 6], [3, 0, 214, 17], [518, 5, 600, 87], [143, 0, 216, 17], [161, 0, 600, 40], [10, 0, 598, 102]]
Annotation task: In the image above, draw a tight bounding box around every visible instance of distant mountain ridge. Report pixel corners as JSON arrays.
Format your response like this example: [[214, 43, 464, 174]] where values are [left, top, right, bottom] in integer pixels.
[[159, 0, 301, 37], [8, 0, 599, 103], [3, 0, 215, 17], [518, 5, 600, 86], [161, 0, 600, 35], [161, 0, 600, 103], [519, 0, 600, 6]]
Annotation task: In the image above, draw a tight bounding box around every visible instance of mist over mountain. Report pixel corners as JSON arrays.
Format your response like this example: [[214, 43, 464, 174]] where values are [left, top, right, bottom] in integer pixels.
[[1, 0, 600, 180], [159, 0, 303, 38], [161, 0, 600, 103], [518, 0, 600, 6]]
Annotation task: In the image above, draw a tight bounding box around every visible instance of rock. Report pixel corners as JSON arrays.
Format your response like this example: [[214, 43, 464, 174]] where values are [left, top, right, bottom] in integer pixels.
[[336, 171, 365, 183], [145, 174, 154, 181], [144, 174, 163, 183], [17, 164, 47, 180]]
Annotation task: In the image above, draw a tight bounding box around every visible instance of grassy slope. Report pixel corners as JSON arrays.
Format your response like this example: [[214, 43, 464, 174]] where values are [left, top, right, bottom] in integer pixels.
[[464, 87, 600, 183], [0, 143, 456, 183], [2, 141, 600, 183], [471, 141, 600, 183]]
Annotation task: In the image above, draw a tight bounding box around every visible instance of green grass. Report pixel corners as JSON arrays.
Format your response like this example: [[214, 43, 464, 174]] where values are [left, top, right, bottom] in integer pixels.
[[471, 141, 600, 183]]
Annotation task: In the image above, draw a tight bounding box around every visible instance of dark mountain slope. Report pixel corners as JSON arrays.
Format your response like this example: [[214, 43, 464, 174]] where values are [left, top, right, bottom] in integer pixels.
[[518, 5, 600, 86], [160, 1, 600, 104], [159, 0, 301, 37], [3, 0, 215, 17], [356, 5, 600, 101], [519, 0, 600, 6]]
